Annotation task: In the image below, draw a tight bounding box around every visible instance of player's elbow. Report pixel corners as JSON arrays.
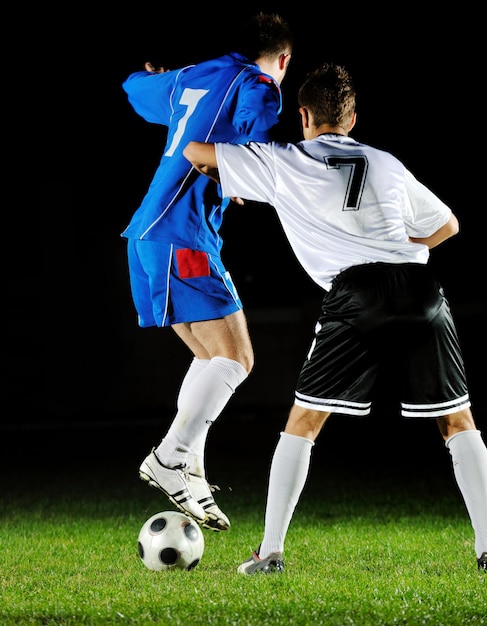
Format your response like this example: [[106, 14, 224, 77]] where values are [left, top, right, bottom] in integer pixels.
[[429, 213, 460, 248], [448, 213, 460, 237], [182, 142, 196, 164]]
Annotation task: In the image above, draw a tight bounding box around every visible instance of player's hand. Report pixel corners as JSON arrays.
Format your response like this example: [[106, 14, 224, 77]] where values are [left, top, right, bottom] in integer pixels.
[[231, 197, 245, 206], [145, 62, 170, 73]]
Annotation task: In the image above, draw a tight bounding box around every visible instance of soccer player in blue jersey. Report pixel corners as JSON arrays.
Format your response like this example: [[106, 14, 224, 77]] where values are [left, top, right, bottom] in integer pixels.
[[121, 13, 293, 531], [184, 63, 487, 572]]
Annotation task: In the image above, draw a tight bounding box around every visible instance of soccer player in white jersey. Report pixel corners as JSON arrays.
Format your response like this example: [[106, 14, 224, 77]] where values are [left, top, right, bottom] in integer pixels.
[[183, 62, 487, 572]]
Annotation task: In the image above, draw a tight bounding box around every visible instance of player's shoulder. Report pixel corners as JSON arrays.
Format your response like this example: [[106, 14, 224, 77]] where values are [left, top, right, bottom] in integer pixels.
[[243, 67, 280, 92], [257, 73, 280, 98], [237, 70, 281, 109]]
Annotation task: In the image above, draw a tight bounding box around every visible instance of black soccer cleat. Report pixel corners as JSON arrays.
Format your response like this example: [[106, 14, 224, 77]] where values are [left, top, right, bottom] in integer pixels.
[[478, 552, 487, 571]]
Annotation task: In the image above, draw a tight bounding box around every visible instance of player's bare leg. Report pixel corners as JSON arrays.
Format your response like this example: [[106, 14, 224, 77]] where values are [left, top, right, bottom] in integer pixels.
[[284, 404, 330, 441], [173, 309, 254, 368]]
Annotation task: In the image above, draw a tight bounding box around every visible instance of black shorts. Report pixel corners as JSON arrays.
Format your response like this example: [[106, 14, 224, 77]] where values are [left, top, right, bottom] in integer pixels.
[[295, 263, 470, 418]]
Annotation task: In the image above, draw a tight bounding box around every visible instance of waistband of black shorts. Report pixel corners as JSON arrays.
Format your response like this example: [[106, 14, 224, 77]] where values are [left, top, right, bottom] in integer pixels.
[[332, 262, 428, 289]]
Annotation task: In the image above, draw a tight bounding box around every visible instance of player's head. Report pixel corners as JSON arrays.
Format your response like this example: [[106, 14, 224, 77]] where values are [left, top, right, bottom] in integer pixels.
[[237, 12, 293, 61], [298, 63, 356, 134], [236, 12, 293, 84]]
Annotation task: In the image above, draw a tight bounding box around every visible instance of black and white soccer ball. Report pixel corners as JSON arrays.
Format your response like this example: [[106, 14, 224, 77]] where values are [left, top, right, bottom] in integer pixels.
[[137, 510, 205, 571]]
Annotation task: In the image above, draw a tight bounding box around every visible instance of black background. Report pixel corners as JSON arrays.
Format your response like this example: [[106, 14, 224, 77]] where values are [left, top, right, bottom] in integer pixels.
[[9, 4, 485, 430]]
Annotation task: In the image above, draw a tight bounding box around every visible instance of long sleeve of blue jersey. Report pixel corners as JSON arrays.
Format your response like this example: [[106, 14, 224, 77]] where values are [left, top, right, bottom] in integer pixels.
[[122, 60, 282, 140], [122, 69, 183, 125]]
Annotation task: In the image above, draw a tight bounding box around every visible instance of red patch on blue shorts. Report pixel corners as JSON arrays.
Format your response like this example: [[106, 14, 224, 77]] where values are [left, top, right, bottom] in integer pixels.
[[176, 249, 210, 279]]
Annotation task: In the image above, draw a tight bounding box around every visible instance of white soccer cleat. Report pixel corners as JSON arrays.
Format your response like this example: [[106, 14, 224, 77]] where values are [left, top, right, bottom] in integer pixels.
[[237, 548, 284, 575], [139, 449, 208, 524], [187, 473, 231, 531]]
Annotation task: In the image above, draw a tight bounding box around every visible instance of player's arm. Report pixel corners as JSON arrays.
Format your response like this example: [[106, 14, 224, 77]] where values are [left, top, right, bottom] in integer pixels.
[[122, 65, 173, 124], [184, 141, 246, 206], [409, 213, 459, 249], [183, 141, 220, 183]]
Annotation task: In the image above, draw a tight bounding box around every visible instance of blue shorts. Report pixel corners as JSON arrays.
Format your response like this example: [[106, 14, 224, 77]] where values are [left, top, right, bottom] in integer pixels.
[[126, 239, 242, 327]]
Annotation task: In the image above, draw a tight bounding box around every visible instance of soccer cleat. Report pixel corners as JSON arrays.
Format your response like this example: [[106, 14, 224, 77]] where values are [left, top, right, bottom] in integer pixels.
[[139, 449, 208, 524], [187, 473, 231, 531], [237, 548, 284, 575], [478, 552, 487, 571]]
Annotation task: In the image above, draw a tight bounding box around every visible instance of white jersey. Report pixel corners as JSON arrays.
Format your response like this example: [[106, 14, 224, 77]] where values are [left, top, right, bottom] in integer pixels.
[[216, 134, 451, 290]]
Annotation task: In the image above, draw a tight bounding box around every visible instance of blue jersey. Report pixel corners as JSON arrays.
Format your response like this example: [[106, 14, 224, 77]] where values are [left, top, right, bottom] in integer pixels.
[[121, 53, 283, 253]]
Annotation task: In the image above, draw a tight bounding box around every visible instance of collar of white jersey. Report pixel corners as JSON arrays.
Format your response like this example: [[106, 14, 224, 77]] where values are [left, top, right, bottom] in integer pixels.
[[317, 133, 356, 143]]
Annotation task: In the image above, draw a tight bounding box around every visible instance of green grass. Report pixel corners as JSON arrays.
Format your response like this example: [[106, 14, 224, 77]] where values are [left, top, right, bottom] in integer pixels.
[[0, 443, 485, 625]]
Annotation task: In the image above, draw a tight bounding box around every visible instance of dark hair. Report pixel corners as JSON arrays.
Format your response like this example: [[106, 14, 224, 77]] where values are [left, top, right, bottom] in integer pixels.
[[236, 12, 293, 61], [298, 63, 356, 128]]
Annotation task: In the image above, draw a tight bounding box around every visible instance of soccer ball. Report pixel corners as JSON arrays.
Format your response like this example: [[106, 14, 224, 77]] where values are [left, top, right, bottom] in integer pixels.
[[137, 510, 205, 571]]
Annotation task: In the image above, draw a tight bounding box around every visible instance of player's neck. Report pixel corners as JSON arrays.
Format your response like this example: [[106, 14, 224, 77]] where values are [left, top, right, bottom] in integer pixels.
[[314, 124, 348, 138]]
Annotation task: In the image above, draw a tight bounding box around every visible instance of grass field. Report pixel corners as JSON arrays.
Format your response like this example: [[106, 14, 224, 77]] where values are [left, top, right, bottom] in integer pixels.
[[0, 414, 485, 625]]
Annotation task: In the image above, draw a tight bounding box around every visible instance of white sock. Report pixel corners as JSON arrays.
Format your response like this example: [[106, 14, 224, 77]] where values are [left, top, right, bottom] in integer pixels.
[[156, 356, 248, 469], [177, 358, 210, 411], [259, 432, 314, 558], [176, 358, 210, 475], [445, 430, 487, 558]]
